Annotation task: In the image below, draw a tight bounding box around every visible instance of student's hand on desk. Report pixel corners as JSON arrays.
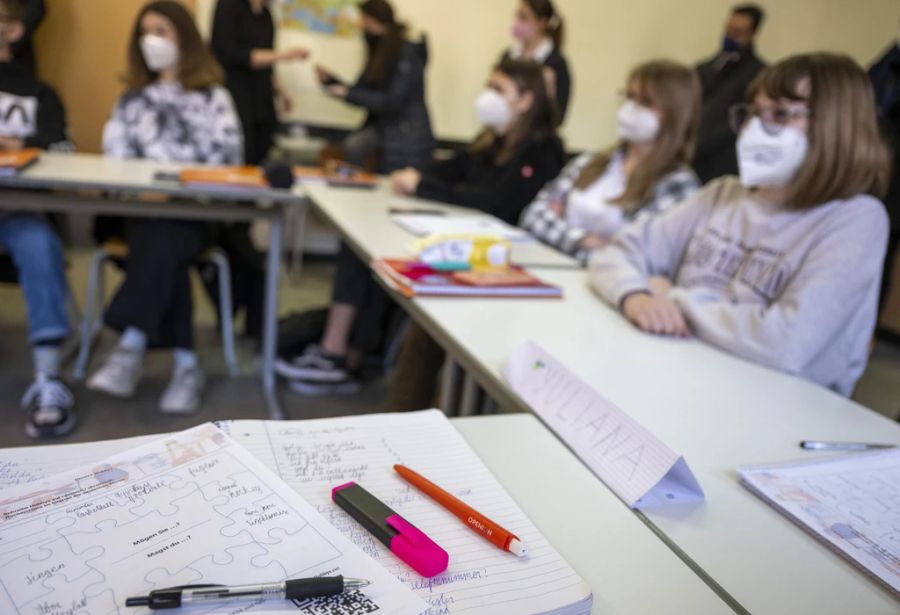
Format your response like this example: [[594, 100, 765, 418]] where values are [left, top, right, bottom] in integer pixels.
[[622, 292, 691, 338], [647, 276, 674, 297], [391, 168, 422, 196], [578, 235, 607, 251], [0, 136, 24, 151], [326, 84, 349, 98]]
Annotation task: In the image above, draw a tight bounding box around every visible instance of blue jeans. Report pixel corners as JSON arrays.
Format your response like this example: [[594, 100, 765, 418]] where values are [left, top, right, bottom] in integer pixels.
[[0, 215, 70, 344]]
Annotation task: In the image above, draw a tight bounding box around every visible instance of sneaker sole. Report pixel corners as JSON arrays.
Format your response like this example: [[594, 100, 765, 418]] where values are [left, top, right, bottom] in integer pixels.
[[288, 379, 362, 396], [275, 359, 350, 383], [25, 410, 77, 439], [86, 380, 138, 399]]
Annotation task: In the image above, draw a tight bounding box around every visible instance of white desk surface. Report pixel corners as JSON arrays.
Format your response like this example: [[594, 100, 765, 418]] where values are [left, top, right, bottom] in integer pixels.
[[2, 152, 298, 203], [303, 183, 581, 270], [453, 414, 730, 614], [0, 415, 730, 615], [415, 269, 900, 614]]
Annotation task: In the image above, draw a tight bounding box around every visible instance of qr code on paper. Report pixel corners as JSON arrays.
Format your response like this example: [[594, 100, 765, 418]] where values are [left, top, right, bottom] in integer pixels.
[[295, 590, 380, 615]]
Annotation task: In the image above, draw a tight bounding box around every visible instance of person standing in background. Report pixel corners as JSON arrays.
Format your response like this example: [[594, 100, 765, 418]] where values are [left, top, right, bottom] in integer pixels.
[[501, 0, 570, 124], [9, 0, 43, 76], [870, 24, 900, 319], [316, 0, 434, 174], [211, 0, 308, 165], [693, 4, 765, 183]]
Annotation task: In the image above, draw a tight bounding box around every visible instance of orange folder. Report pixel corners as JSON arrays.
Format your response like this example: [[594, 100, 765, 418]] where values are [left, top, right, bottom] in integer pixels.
[[179, 166, 269, 191], [0, 148, 41, 176]]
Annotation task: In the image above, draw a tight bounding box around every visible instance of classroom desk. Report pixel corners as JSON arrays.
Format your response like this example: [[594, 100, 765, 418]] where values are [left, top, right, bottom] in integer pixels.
[[0, 414, 731, 614], [303, 183, 900, 613], [409, 269, 900, 615], [302, 183, 582, 271], [0, 152, 302, 420]]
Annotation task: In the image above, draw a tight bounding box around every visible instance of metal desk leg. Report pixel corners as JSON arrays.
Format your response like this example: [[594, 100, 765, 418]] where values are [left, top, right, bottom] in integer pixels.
[[459, 373, 481, 417], [439, 359, 463, 415], [262, 210, 285, 420]]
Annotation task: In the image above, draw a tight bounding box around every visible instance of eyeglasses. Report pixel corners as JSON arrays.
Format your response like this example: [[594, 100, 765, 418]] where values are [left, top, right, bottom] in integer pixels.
[[729, 103, 811, 134]]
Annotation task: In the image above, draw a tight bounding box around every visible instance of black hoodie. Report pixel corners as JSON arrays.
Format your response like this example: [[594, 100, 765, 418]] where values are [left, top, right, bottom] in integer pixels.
[[0, 61, 69, 150]]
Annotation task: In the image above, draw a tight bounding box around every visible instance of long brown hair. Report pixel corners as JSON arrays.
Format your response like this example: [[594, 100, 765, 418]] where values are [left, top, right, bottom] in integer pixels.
[[574, 60, 700, 214], [360, 0, 407, 88], [747, 53, 891, 208], [471, 59, 559, 166], [125, 1, 223, 91], [522, 0, 564, 50]]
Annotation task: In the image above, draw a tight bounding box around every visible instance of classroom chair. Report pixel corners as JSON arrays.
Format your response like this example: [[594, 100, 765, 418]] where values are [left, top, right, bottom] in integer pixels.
[[73, 240, 239, 380]]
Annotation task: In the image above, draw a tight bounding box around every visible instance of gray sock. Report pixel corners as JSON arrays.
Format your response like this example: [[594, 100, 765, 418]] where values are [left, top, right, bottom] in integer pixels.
[[33, 346, 62, 379]]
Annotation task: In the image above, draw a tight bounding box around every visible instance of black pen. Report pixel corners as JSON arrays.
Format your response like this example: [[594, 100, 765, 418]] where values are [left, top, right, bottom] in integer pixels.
[[125, 576, 370, 610], [800, 440, 896, 452]]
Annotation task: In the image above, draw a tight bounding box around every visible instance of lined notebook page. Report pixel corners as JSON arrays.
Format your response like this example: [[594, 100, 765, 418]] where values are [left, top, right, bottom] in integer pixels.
[[220, 411, 592, 615]]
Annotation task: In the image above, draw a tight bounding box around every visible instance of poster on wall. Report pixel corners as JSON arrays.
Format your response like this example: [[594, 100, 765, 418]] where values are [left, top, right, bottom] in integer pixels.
[[280, 0, 361, 36]]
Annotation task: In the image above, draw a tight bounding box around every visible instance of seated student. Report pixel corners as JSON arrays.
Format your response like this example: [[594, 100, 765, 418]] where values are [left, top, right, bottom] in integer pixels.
[[87, 0, 243, 413], [590, 53, 891, 397], [522, 60, 701, 265], [501, 0, 571, 123], [0, 0, 75, 438], [317, 0, 434, 173], [279, 59, 565, 393]]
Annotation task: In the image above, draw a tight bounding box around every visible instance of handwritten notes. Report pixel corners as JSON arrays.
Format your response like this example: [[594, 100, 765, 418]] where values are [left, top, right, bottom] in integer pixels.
[[739, 450, 900, 599], [0, 413, 592, 615], [220, 412, 591, 615], [0, 424, 425, 615], [503, 341, 704, 508]]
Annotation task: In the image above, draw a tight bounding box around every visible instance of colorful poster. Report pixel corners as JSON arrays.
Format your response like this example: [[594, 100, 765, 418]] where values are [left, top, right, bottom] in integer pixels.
[[280, 0, 361, 36]]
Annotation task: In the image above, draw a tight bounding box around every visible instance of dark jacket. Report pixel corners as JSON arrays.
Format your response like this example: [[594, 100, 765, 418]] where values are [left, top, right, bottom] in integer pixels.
[[211, 0, 276, 164], [0, 61, 68, 149], [501, 46, 572, 123], [346, 38, 435, 173], [416, 132, 566, 225], [870, 45, 900, 227], [693, 48, 766, 183]]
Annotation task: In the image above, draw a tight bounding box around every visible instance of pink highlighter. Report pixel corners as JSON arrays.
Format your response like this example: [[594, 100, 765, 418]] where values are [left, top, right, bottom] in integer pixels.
[[332, 482, 449, 577]]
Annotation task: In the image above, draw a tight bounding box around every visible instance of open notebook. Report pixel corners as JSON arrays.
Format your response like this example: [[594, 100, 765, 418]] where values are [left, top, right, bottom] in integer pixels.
[[738, 450, 900, 600], [0, 411, 592, 615]]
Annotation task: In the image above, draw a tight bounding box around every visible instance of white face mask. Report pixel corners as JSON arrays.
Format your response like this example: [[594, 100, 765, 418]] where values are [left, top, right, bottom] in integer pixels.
[[474, 89, 514, 134], [736, 117, 809, 189], [140, 34, 179, 72], [616, 100, 660, 143]]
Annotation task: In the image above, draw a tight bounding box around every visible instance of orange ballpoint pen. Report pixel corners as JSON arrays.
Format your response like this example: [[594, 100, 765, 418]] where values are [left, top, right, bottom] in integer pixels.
[[394, 464, 527, 557]]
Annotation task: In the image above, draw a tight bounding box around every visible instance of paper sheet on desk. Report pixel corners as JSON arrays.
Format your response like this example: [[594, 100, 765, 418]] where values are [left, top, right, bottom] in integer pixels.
[[0, 423, 425, 615], [739, 450, 900, 600], [503, 341, 705, 509], [0, 412, 592, 615], [392, 213, 534, 242]]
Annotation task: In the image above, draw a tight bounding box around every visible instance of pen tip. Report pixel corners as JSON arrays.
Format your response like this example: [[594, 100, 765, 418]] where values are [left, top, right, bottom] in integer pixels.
[[509, 539, 527, 557], [344, 578, 372, 589]]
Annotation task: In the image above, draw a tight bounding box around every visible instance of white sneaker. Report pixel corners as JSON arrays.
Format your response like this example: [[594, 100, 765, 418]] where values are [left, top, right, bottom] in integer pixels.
[[159, 367, 205, 415], [87, 348, 144, 398]]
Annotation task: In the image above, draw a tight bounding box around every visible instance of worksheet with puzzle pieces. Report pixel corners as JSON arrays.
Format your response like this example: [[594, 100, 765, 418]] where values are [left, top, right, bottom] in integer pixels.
[[0, 423, 425, 615]]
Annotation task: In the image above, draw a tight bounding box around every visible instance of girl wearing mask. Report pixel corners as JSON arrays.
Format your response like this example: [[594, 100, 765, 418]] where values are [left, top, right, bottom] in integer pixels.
[[590, 53, 891, 397], [212, 0, 309, 165], [317, 0, 434, 173], [523, 60, 701, 264], [501, 0, 571, 122], [88, 1, 243, 413], [280, 60, 565, 395]]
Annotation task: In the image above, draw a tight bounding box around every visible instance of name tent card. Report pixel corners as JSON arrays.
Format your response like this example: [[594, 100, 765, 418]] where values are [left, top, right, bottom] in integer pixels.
[[503, 341, 704, 508]]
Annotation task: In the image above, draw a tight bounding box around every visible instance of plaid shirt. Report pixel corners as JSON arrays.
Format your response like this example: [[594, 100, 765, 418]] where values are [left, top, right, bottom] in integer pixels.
[[520, 152, 700, 264]]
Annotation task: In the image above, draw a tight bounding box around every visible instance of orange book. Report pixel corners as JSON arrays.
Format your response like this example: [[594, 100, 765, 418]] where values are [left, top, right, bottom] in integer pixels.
[[293, 164, 378, 189], [0, 148, 41, 176], [179, 166, 269, 191], [372, 258, 563, 299]]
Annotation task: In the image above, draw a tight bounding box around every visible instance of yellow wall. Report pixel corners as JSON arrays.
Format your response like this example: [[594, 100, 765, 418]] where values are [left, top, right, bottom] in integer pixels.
[[34, 0, 197, 154], [194, 0, 900, 151]]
